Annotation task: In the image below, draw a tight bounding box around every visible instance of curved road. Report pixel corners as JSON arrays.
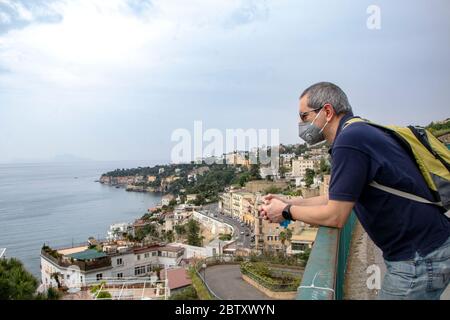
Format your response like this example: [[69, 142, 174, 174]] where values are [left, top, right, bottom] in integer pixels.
[[203, 264, 274, 300]]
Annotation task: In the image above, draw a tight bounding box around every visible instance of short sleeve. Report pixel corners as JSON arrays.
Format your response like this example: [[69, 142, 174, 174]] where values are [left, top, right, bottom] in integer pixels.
[[328, 146, 379, 202]]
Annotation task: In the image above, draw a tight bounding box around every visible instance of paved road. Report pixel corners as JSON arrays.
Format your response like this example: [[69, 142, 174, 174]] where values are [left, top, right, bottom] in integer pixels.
[[202, 203, 253, 248], [203, 264, 273, 300]]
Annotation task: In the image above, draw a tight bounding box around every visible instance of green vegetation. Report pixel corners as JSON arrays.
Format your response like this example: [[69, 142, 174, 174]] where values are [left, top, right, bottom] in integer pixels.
[[279, 228, 293, 255], [102, 162, 262, 206], [0, 258, 38, 300], [188, 267, 213, 300], [169, 285, 198, 300], [96, 291, 112, 299], [427, 119, 450, 137], [250, 251, 308, 267], [174, 224, 187, 237], [304, 168, 315, 187], [134, 223, 159, 241], [240, 261, 301, 291], [186, 219, 203, 247], [280, 143, 308, 156], [90, 281, 112, 299], [319, 158, 331, 174], [218, 233, 232, 241], [263, 185, 283, 195], [41, 245, 62, 259]]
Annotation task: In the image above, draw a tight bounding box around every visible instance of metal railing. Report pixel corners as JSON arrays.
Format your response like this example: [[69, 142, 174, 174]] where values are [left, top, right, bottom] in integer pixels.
[[296, 211, 357, 300]]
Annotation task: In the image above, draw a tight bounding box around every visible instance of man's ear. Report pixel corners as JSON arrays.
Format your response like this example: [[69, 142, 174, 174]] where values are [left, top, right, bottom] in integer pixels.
[[323, 103, 335, 121]]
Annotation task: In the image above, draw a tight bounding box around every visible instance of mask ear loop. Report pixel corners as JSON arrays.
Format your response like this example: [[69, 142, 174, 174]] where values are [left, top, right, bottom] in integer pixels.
[[319, 120, 329, 134], [312, 108, 329, 134], [310, 108, 323, 126]]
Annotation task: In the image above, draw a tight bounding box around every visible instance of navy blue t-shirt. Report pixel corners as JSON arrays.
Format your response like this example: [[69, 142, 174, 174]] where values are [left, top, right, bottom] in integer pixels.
[[329, 113, 450, 261]]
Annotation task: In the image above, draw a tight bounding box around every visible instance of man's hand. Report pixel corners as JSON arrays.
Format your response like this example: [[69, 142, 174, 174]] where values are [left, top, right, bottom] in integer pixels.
[[261, 198, 287, 223]]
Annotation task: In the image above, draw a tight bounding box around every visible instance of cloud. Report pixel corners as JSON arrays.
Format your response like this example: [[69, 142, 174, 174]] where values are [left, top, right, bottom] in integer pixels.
[[0, 0, 272, 89]]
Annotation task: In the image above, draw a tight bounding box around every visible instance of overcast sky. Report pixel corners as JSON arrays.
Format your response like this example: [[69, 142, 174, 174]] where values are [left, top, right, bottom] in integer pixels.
[[0, 0, 449, 163]]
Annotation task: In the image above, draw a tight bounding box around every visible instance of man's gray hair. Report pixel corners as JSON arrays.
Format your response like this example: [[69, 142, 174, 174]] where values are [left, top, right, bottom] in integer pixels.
[[300, 82, 353, 115]]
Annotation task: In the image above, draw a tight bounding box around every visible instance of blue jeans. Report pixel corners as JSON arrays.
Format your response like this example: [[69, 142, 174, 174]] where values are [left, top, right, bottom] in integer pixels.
[[378, 235, 450, 300]]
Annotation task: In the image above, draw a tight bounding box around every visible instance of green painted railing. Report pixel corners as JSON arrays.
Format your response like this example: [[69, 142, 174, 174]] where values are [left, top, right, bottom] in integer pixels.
[[296, 211, 357, 300]]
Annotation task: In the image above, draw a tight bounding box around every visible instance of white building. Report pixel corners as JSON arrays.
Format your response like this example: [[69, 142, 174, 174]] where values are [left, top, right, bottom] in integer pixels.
[[107, 223, 131, 242], [161, 194, 175, 206], [40, 243, 184, 290]]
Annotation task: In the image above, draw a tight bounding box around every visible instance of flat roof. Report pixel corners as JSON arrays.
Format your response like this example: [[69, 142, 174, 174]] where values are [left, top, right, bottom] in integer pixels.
[[292, 229, 318, 243], [67, 249, 107, 261]]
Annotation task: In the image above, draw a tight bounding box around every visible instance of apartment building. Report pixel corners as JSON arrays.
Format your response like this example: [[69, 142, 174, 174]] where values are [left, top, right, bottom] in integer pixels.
[[40, 242, 184, 289], [291, 156, 320, 178]]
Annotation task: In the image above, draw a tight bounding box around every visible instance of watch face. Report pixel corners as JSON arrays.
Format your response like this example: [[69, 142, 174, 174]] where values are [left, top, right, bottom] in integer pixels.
[[282, 208, 290, 220]]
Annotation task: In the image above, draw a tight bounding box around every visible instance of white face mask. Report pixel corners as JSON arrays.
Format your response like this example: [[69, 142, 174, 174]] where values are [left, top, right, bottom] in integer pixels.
[[298, 108, 329, 146]]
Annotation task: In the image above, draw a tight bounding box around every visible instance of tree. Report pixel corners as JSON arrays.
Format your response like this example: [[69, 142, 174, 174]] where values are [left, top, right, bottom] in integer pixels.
[[279, 228, 292, 256], [264, 185, 282, 195], [0, 258, 38, 300], [186, 219, 202, 247], [319, 158, 331, 174], [165, 230, 175, 243], [174, 224, 186, 237], [304, 168, 315, 187]]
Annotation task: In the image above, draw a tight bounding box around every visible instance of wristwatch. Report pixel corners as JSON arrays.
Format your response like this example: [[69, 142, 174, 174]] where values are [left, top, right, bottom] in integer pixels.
[[282, 204, 293, 221]]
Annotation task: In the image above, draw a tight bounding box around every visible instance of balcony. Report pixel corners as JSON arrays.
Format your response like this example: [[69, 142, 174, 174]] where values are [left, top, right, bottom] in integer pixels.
[[41, 248, 112, 272], [296, 211, 357, 300]]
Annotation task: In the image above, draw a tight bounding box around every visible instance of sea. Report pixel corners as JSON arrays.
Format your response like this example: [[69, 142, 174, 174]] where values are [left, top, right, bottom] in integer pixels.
[[0, 160, 162, 278]]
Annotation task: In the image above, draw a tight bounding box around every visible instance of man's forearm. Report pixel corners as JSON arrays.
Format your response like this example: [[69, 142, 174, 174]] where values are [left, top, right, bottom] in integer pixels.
[[287, 194, 328, 206], [289, 200, 354, 229]]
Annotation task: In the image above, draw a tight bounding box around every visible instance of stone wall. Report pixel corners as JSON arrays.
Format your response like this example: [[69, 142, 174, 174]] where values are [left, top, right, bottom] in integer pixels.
[[242, 274, 297, 300]]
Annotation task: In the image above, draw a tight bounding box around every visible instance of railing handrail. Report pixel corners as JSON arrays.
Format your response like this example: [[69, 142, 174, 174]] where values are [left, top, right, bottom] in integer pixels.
[[296, 211, 357, 300]]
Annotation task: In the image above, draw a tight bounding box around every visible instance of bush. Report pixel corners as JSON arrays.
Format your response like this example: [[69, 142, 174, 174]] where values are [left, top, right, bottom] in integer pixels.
[[169, 286, 198, 300], [96, 291, 112, 299], [240, 261, 301, 291]]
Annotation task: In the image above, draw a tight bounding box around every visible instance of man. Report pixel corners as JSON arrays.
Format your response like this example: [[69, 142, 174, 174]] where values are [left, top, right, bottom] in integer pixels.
[[260, 82, 450, 300]]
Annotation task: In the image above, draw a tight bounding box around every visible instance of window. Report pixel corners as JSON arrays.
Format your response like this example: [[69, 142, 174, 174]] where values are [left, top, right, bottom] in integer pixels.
[[152, 251, 157, 257], [292, 243, 308, 251], [137, 254, 141, 261], [96, 273, 103, 281], [116, 258, 123, 265], [147, 265, 151, 273], [144, 253, 150, 259], [134, 266, 146, 276], [117, 273, 123, 279]]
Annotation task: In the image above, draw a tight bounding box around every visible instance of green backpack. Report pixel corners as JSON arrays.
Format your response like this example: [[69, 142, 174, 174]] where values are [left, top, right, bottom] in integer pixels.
[[343, 117, 450, 210]]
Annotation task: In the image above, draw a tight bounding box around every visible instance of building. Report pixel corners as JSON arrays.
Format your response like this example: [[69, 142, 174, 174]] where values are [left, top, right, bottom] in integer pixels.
[[261, 219, 309, 254], [186, 194, 198, 203], [280, 153, 297, 168], [225, 152, 249, 166], [107, 223, 131, 242], [160, 267, 192, 294], [161, 194, 175, 206], [218, 192, 233, 216], [319, 174, 331, 196], [259, 166, 280, 180], [287, 228, 318, 255], [291, 156, 320, 178], [40, 242, 185, 290]]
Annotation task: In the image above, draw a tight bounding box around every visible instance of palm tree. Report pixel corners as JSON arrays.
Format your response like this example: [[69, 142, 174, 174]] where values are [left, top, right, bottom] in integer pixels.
[[279, 228, 293, 256]]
